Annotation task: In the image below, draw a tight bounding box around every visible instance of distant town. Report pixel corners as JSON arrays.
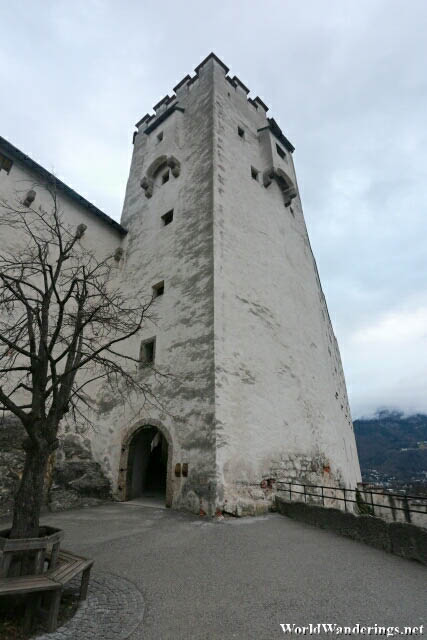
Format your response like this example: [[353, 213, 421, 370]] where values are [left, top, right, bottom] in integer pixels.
[[354, 410, 427, 493]]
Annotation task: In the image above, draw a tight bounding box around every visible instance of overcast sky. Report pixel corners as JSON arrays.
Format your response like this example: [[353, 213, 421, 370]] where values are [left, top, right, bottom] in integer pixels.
[[1, 0, 426, 418]]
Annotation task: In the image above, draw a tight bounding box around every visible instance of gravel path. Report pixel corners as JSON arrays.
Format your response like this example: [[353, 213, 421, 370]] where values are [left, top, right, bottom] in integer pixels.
[[21, 501, 426, 639]]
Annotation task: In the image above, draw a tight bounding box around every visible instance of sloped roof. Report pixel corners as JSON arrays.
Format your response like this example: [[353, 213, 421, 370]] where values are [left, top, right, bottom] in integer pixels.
[[0, 135, 127, 236]]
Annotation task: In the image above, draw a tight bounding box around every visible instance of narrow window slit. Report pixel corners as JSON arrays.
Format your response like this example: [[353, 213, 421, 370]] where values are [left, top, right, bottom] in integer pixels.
[[140, 338, 156, 365], [152, 281, 164, 298], [162, 210, 173, 226], [276, 144, 286, 160]]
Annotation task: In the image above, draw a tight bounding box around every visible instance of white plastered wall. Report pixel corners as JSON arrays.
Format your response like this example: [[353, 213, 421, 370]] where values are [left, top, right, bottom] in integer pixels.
[[210, 62, 361, 513], [0, 54, 362, 515]]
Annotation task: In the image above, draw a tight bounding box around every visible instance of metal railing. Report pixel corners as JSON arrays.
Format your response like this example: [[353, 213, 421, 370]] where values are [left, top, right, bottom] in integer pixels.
[[275, 481, 427, 524]]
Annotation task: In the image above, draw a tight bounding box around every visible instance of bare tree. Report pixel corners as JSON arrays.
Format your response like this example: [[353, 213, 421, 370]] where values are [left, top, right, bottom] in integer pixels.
[[0, 181, 154, 539]]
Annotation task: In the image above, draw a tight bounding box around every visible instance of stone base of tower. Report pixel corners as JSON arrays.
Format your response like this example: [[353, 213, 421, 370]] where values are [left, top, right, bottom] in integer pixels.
[[222, 488, 272, 517], [217, 449, 360, 518]]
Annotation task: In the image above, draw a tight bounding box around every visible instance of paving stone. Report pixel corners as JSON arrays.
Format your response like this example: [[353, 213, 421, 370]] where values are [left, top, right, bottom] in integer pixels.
[[36, 571, 144, 640]]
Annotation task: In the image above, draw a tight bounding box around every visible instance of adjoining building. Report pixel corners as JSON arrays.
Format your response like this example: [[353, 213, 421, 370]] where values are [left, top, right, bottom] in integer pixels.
[[0, 53, 361, 517]]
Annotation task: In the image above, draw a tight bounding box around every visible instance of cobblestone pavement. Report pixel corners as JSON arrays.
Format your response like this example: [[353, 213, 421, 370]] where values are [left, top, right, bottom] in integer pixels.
[[36, 571, 144, 640]]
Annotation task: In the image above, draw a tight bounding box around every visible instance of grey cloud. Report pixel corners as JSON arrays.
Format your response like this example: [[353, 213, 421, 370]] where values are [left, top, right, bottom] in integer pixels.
[[1, 0, 426, 417]]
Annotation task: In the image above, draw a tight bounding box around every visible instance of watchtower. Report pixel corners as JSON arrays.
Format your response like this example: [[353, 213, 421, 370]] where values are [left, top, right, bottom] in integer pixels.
[[116, 53, 361, 515]]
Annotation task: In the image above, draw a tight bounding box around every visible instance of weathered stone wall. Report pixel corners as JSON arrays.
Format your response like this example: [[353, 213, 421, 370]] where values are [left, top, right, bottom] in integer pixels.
[[0, 153, 121, 261], [116, 54, 360, 516], [49, 433, 111, 512], [210, 58, 361, 514], [0, 416, 111, 518], [276, 496, 427, 565], [96, 56, 218, 515], [0, 416, 26, 519], [0, 54, 363, 517], [0, 140, 121, 517]]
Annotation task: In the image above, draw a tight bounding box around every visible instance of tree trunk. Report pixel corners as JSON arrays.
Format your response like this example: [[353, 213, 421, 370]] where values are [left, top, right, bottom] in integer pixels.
[[10, 439, 50, 539]]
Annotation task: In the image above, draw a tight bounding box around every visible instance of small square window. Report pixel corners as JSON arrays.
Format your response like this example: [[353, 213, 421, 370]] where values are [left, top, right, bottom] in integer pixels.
[[157, 131, 164, 142], [0, 153, 13, 174], [140, 338, 156, 365], [276, 144, 286, 160], [238, 126, 245, 138], [251, 166, 259, 181], [162, 209, 173, 226], [152, 280, 164, 298], [162, 170, 170, 184]]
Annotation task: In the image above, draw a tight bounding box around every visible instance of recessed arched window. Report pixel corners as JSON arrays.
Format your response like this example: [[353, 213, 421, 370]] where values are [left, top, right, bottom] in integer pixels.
[[152, 159, 169, 188], [262, 166, 297, 207], [140, 155, 181, 198]]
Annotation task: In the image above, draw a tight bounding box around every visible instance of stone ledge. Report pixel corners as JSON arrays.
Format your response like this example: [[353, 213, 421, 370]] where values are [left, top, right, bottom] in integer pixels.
[[275, 497, 427, 565]]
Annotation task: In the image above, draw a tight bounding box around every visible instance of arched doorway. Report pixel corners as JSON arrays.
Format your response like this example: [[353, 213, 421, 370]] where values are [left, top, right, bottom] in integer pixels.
[[126, 426, 169, 501]]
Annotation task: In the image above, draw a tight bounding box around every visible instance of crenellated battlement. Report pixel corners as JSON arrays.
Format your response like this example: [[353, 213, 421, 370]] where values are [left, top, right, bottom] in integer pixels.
[[134, 52, 277, 137]]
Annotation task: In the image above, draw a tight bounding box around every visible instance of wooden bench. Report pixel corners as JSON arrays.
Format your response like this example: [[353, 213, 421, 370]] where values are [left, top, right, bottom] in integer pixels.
[[46, 549, 94, 630], [0, 548, 93, 632]]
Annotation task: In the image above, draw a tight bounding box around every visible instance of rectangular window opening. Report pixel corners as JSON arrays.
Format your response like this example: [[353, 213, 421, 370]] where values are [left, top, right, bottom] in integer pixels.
[[152, 280, 164, 298], [251, 166, 259, 181], [238, 126, 245, 138], [162, 209, 174, 226], [0, 152, 13, 174], [276, 144, 286, 160], [140, 338, 156, 366], [162, 170, 170, 184], [157, 131, 164, 142]]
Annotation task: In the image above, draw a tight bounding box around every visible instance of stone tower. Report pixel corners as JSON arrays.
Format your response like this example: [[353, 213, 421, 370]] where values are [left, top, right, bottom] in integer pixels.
[[116, 53, 361, 516]]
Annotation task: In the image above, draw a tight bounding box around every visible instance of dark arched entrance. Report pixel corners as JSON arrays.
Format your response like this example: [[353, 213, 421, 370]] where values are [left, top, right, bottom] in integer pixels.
[[126, 426, 169, 500]]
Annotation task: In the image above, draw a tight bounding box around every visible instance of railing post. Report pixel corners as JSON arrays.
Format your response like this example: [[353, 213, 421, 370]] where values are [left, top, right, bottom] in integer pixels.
[[403, 496, 411, 523], [303, 484, 307, 504], [343, 488, 347, 512], [370, 491, 375, 515], [289, 482, 292, 502], [321, 485, 324, 506]]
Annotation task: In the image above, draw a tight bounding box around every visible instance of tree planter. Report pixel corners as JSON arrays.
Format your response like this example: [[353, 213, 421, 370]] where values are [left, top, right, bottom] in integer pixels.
[[0, 527, 93, 634], [0, 526, 64, 577]]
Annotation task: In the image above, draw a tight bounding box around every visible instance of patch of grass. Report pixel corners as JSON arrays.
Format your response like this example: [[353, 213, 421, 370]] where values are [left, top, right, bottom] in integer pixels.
[[355, 488, 375, 516]]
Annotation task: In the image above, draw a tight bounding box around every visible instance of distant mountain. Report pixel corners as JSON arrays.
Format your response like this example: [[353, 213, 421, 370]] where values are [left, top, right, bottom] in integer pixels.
[[353, 410, 427, 486]]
